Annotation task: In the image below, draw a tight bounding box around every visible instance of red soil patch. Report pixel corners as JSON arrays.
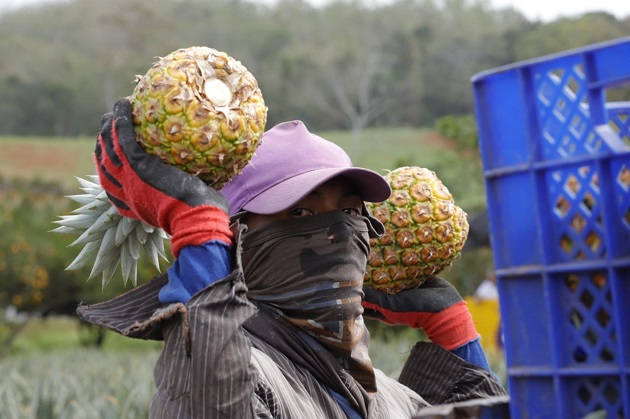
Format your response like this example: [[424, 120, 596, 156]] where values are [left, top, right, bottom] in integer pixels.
[[6, 143, 81, 171], [424, 131, 458, 150], [0, 140, 95, 190]]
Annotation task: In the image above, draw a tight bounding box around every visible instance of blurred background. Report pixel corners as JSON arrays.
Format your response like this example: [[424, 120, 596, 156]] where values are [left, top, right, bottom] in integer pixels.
[[0, 0, 628, 416]]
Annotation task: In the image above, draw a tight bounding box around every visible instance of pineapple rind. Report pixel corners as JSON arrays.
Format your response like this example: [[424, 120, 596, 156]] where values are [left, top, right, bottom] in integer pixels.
[[131, 46, 268, 189], [365, 166, 469, 294]]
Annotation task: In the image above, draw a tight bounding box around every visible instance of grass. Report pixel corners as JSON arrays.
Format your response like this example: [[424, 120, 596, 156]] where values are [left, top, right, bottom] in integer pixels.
[[0, 349, 157, 419], [7, 316, 162, 355], [1, 317, 161, 418], [321, 127, 444, 170]]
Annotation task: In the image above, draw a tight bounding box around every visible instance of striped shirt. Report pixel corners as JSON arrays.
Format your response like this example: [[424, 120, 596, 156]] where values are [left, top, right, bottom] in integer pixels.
[[77, 227, 506, 418], [78, 271, 505, 418]]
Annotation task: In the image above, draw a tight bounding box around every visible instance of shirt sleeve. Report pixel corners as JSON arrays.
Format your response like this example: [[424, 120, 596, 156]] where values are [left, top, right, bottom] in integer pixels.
[[398, 341, 507, 406], [159, 240, 232, 304], [77, 267, 260, 418], [451, 336, 501, 383], [151, 272, 259, 418]]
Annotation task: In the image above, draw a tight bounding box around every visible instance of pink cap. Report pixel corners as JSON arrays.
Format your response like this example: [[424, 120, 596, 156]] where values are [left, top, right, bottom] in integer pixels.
[[221, 120, 391, 216]]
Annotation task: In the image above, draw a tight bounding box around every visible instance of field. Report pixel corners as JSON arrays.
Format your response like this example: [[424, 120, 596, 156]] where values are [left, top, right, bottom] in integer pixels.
[[0, 136, 97, 191], [0, 131, 501, 416], [0, 316, 439, 418], [0, 129, 487, 210]]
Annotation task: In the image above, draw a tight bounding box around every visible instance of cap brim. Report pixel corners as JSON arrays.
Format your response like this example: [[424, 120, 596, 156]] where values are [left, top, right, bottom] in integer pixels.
[[241, 167, 391, 215]]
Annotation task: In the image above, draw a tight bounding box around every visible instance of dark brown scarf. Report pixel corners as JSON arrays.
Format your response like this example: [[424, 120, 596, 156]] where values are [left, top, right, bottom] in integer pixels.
[[241, 212, 378, 416]]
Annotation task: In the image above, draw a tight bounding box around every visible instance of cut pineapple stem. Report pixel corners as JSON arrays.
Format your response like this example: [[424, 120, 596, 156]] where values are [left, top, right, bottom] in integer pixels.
[[204, 78, 232, 107]]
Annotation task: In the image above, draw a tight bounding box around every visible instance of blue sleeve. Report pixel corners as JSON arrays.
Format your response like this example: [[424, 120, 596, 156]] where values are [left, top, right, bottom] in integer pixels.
[[451, 336, 500, 382], [159, 240, 232, 304]]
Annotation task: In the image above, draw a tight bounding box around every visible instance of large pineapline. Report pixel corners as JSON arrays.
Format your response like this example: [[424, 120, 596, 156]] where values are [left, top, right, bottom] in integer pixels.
[[365, 166, 469, 294], [131, 46, 267, 189], [53, 46, 267, 287]]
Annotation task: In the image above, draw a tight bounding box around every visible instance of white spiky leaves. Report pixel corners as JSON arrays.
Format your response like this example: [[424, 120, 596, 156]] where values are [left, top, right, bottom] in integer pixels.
[[51, 175, 169, 289]]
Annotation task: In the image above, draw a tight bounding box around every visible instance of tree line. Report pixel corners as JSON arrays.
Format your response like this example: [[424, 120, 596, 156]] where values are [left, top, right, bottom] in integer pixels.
[[1, 0, 629, 137]]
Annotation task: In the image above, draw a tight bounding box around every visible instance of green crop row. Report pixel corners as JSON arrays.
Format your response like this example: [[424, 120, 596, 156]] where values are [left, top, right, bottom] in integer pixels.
[[0, 350, 158, 419], [0, 337, 505, 418]]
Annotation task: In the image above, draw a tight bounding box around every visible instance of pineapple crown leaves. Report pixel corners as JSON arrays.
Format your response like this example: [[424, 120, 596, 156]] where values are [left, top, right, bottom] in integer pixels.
[[50, 175, 169, 289]]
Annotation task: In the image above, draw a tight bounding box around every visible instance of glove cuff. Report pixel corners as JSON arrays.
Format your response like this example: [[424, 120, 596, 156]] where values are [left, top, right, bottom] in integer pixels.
[[361, 299, 479, 351], [169, 204, 233, 258], [421, 301, 479, 350]]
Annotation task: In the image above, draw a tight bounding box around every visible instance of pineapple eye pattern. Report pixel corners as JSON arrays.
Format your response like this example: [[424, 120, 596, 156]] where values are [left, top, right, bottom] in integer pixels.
[[364, 167, 468, 294], [131, 47, 267, 189]]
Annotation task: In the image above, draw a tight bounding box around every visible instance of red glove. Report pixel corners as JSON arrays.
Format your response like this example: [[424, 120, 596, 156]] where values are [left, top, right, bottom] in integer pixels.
[[95, 98, 233, 258], [362, 277, 479, 351]]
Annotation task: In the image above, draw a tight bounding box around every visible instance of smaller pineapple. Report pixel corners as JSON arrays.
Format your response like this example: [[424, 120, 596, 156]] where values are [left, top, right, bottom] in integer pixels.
[[365, 166, 469, 294]]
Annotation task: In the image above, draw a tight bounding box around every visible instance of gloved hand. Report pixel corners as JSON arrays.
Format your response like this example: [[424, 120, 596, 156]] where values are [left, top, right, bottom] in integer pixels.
[[362, 277, 479, 351], [95, 97, 233, 258]]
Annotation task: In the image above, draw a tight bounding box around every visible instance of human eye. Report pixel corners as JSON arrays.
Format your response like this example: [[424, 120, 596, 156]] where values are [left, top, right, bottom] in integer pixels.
[[288, 208, 314, 218], [342, 207, 361, 217]]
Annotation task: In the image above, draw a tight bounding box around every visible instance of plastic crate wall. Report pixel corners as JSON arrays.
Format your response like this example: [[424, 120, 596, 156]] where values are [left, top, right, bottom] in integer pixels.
[[472, 37, 630, 419]]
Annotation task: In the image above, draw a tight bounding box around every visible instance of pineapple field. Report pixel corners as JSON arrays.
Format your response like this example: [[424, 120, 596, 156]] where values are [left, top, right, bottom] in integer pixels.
[[0, 128, 493, 310], [0, 128, 487, 209], [0, 129, 500, 416]]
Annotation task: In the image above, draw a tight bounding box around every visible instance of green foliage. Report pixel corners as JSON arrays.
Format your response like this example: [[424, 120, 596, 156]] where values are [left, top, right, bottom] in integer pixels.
[[5, 315, 162, 355], [0, 178, 69, 310], [0, 177, 169, 314], [0, 349, 158, 418], [434, 114, 479, 151], [512, 12, 630, 60], [0, 0, 626, 135]]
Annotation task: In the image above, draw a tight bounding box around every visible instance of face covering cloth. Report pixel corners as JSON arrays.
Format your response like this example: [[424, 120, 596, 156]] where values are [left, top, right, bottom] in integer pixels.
[[241, 212, 377, 415]]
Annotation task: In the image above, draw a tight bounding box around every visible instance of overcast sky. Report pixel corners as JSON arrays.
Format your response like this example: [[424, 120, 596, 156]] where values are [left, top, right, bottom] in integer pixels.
[[2, 0, 630, 22]]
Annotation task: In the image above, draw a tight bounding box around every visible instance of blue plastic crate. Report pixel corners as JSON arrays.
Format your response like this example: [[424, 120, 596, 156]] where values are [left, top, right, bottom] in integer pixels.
[[472, 37, 630, 419]]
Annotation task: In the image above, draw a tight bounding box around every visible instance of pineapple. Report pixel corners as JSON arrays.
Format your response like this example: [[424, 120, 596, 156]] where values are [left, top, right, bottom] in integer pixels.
[[365, 166, 469, 294], [52, 47, 266, 287], [131, 46, 267, 188]]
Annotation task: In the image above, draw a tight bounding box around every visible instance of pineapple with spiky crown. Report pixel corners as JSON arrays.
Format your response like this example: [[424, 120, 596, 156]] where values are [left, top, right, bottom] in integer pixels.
[[365, 166, 469, 294], [52, 46, 267, 287]]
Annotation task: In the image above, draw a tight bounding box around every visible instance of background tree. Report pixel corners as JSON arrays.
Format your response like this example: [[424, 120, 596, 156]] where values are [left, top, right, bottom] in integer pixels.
[[1, 0, 626, 136]]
